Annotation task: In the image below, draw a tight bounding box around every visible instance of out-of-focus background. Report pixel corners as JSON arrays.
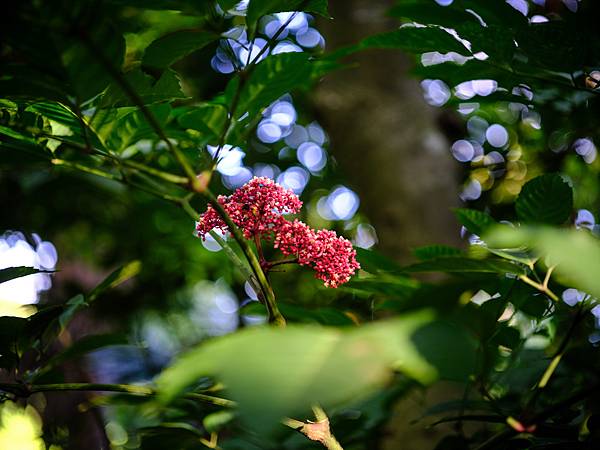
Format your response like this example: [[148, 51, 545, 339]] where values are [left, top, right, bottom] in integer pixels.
[[2, 0, 600, 448]]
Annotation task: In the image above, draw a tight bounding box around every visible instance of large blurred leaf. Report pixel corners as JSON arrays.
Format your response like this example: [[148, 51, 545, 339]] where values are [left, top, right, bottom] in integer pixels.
[[156, 311, 475, 427], [142, 30, 217, 73], [515, 174, 573, 225], [246, 0, 329, 35], [486, 227, 600, 299], [361, 26, 469, 55]]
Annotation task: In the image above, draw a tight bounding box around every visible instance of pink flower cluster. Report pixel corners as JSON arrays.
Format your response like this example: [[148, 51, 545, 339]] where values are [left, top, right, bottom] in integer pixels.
[[274, 220, 361, 287], [196, 177, 360, 288], [195, 177, 302, 240]]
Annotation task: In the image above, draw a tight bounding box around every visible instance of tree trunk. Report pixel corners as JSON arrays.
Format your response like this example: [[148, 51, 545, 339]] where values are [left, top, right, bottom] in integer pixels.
[[314, 0, 461, 262]]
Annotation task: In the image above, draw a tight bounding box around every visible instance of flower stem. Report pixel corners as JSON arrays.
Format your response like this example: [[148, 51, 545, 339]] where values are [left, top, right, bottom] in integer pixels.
[[205, 189, 285, 327]]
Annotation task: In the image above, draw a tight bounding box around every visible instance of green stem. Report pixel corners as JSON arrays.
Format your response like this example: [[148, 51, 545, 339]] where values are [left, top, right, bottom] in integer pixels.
[[284, 406, 344, 450], [518, 274, 559, 302], [205, 189, 285, 327], [51, 158, 121, 181], [0, 382, 235, 408], [121, 160, 189, 185]]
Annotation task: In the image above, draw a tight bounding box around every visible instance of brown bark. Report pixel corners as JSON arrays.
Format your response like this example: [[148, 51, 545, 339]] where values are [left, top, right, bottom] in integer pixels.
[[314, 0, 461, 261]]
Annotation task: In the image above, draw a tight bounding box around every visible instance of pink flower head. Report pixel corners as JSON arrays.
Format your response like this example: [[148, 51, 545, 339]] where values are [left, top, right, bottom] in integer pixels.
[[195, 177, 302, 240], [195, 178, 360, 288], [311, 229, 361, 288], [274, 220, 360, 288], [274, 219, 319, 266]]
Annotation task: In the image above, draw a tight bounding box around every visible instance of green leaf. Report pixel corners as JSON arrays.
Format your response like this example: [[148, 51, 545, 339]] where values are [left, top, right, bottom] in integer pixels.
[[100, 68, 186, 107], [486, 227, 600, 299], [246, 0, 329, 35], [88, 261, 142, 302], [515, 174, 573, 225], [410, 320, 477, 382], [231, 52, 335, 121], [454, 208, 497, 236], [142, 30, 217, 72], [156, 311, 457, 427], [360, 26, 469, 55], [203, 410, 236, 433], [354, 247, 402, 273], [0, 267, 50, 284], [177, 104, 228, 140], [401, 257, 526, 275], [413, 245, 463, 261]]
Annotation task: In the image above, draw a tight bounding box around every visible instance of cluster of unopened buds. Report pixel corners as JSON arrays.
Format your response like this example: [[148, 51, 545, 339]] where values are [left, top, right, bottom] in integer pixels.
[[195, 177, 360, 288]]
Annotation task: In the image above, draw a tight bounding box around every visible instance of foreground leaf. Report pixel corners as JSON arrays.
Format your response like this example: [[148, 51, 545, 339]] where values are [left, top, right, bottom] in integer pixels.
[[486, 227, 600, 298], [156, 311, 476, 428]]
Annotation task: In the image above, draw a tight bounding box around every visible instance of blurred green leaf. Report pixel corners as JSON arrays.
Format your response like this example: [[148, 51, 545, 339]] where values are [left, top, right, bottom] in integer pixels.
[[486, 227, 600, 298], [88, 261, 142, 302], [515, 174, 573, 225], [156, 311, 461, 427], [142, 30, 217, 72], [401, 257, 526, 275], [203, 410, 236, 433]]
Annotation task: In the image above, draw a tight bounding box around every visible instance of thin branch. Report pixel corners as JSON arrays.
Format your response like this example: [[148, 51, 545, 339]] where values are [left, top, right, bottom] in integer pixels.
[[518, 274, 559, 302], [283, 406, 344, 450]]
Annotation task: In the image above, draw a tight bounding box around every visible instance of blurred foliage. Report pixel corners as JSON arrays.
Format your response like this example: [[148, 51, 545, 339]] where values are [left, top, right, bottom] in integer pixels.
[[1, 0, 600, 450]]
